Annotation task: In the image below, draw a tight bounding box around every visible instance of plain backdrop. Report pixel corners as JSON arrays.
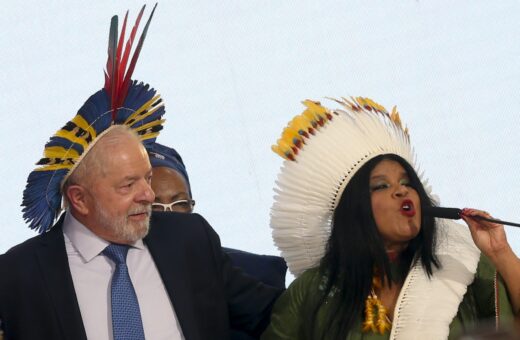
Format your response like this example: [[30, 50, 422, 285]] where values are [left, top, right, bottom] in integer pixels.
[[1, 2, 519, 272]]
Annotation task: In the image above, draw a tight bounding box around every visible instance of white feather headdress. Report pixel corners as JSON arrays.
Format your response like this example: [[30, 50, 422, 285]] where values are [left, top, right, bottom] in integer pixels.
[[271, 97, 432, 276]]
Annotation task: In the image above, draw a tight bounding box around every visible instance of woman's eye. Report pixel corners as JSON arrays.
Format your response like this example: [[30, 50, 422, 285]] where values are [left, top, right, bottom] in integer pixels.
[[400, 179, 411, 186], [370, 183, 389, 191], [173, 200, 190, 207]]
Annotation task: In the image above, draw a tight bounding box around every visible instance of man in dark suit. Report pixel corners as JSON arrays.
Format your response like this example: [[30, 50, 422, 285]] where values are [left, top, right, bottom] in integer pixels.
[[0, 126, 281, 340]]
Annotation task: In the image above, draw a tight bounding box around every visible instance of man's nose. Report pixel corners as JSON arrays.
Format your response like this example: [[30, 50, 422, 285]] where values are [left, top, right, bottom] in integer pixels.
[[137, 181, 155, 203]]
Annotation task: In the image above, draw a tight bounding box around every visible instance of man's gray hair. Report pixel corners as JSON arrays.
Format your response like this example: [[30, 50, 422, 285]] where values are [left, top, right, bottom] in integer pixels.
[[62, 125, 141, 208]]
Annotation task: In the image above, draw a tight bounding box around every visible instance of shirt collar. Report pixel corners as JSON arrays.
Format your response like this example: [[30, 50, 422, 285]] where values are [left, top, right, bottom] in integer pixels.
[[63, 211, 145, 263]]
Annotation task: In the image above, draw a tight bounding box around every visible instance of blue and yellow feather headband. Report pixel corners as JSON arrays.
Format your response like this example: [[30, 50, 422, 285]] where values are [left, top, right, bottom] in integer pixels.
[[22, 4, 165, 233]]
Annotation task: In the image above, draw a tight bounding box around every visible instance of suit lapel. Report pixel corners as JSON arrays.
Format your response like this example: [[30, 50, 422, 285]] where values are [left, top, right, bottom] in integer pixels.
[[145, 219, 201, 340], [36, 217, 87, 340]]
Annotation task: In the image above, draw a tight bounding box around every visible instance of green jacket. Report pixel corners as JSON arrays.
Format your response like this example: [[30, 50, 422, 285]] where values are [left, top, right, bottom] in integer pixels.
[[262, 255, 514, 340]]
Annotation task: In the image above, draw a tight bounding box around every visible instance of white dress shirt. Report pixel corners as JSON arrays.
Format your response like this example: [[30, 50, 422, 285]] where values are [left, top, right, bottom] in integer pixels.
[[63, 212, 184, 340]]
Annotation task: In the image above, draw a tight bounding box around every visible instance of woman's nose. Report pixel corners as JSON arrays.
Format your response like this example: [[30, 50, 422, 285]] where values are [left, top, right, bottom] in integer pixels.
[[393, 184, 409, 197]]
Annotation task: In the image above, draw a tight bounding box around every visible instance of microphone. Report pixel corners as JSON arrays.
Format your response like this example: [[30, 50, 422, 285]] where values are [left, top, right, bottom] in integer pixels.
[[423, 206, 520, 228], [423, 206, 461, 220]]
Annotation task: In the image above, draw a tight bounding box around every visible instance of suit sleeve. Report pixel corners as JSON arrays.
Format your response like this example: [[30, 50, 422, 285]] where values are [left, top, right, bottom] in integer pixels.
[[197, 214, 283, 337]]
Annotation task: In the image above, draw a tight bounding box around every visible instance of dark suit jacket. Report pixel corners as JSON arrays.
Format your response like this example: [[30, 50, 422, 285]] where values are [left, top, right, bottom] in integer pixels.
[[222, 248, 287, 289], [0, 212, 282, 340]]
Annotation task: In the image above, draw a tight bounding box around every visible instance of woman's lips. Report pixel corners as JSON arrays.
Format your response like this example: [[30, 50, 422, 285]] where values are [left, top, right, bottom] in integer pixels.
[[400, 199, 416, 217]]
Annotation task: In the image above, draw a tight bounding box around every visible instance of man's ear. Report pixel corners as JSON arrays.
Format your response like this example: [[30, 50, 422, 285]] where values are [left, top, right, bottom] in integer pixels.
[[65, 184, 90, 216]]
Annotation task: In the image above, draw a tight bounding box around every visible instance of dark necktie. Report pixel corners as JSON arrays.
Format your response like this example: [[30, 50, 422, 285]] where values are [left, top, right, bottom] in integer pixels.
[[103, 244, 145, 340]]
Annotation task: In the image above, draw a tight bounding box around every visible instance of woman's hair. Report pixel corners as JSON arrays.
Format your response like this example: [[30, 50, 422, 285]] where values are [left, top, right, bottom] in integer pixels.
[[305, 154, 439, 340]]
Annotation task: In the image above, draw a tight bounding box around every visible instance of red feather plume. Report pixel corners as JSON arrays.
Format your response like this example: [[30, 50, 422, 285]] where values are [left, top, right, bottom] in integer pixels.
[[104, 3, 158, 121]]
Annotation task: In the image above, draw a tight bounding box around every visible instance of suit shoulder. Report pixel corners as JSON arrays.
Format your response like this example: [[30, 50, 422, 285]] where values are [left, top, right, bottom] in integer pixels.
[[2, 217, 64, 258], [1, 233, 45, 259], [148, 212, 220, 246], [0, 232, 52, 286], [150, 212, 213, 233]]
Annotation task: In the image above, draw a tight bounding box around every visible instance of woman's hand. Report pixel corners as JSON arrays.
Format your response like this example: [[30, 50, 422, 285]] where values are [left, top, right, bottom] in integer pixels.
[[460, 208, 511, 260], [461, 208, 520, 316]]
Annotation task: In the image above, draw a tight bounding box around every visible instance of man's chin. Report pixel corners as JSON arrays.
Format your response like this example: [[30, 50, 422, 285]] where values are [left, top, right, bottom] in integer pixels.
[[136, 223, 150, 240], [119, 219, 150, 244], [132, 221, 150, 240]]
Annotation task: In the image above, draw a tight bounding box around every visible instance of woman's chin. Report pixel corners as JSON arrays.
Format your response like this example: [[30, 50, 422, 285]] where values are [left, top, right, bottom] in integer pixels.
[[384, 227, 420, 251]]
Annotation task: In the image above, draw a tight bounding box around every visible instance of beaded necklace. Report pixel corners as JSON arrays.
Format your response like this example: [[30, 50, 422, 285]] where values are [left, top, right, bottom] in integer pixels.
[[362, 276, 392, 334], [362, 253, 403, 335]]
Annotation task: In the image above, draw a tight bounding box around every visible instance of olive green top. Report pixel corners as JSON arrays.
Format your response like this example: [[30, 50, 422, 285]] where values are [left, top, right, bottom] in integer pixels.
[[262, 255, 514, 340]]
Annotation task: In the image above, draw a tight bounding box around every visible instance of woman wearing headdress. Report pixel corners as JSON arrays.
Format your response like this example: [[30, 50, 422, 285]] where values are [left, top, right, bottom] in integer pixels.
[[262, 98, 520, 339]]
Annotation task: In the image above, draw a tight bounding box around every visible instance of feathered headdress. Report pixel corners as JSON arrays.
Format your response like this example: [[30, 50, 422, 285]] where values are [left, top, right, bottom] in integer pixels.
[[22, 4, 165, 233], [270, 97, 433, 276]]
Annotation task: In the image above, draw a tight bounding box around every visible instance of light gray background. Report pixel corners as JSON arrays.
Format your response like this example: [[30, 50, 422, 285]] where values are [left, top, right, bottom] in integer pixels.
[[1, 2, 519, 265]]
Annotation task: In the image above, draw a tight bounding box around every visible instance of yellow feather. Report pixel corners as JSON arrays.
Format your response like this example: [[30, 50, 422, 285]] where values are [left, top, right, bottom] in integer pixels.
[[302, 109, 317, 123], [54, 129, 89, 150], [391, 105, 398, 117], [125, 95, 163, 125], [281, 127, 302, 145], [43, 146, 80, 159], [390, 111, 402, 127], [355, 97, 367, 108], [292, 114, 313, 133], [128, 104, 163, 126], [271, 145, 288, 160], [139, 132, 161, 141], [363, 97, 388, 113], [36, 163, 73, 171], [71, 114, 97, 140], [277, 139, 293, 152], [303, 99, 328, 118], [133, 118, 165, 133]]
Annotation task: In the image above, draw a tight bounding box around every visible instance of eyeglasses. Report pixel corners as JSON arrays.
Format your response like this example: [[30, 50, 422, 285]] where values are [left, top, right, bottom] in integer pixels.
[[151, 199, 196, 213]]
